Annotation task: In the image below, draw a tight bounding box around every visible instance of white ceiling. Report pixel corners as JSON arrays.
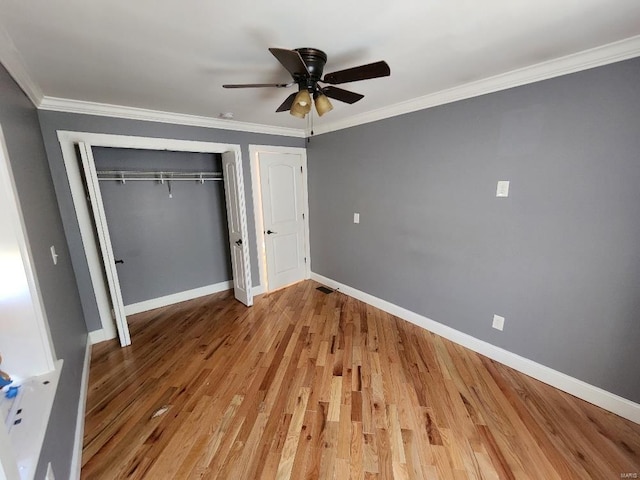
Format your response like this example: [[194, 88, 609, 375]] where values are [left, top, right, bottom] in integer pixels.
[[1, 0, 640, 133]]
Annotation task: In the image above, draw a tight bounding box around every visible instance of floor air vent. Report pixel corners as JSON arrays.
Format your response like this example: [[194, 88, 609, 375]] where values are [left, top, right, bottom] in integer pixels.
[[316, 286, 334, 294]]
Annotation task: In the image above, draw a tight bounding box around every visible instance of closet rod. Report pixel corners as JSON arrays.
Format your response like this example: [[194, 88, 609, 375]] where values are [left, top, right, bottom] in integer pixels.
[[96, 170, 223, 182]]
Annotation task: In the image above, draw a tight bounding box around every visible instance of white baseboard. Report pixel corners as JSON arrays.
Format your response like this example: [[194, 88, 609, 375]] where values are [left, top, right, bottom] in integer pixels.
[[252, 284, 265, 296], [123, 281, 233, 316], [69, 339, 91, 480], [87, 281, 239, 345], [87, 329, 112, 345], [310, 272, 640, 425]]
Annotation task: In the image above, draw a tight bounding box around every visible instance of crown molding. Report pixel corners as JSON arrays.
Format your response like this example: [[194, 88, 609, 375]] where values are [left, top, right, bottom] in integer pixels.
[[6, 28, 638, 139], [313, 34, 640, 136], [0, 25, 43, 106], [39, 96, 307, 138]]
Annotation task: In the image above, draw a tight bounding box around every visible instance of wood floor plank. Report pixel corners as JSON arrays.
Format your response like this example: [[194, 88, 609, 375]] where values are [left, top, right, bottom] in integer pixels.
[[83, 281, 640, 479]]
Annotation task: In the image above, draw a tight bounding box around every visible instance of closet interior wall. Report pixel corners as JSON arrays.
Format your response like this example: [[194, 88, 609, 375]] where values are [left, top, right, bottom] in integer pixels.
[[92, 147, 231, 306]]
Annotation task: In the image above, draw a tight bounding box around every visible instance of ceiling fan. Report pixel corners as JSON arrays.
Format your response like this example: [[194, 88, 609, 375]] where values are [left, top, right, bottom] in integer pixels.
[[223, 48, 390, 119]]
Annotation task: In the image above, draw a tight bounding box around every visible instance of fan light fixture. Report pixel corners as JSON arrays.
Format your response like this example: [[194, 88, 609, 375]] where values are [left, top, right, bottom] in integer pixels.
[[314, 93, 333, 117], [290, 89, 334, 119], [294, 89, 311, 109], [290, 89, 313, 118], [290, 101, 307, 119]]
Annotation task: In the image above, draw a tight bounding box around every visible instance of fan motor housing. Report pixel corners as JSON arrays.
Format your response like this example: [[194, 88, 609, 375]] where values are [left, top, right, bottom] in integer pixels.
[[294, 48, 327, 85]]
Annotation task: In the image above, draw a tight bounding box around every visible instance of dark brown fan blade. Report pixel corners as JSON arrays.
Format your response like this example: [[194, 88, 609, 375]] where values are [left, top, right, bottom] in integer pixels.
[[269, 48, 310, 77], [276, 92, 297, 112], [323, 61, 390, 85], [223, 83, 293, 88], [321, 86, 364, 104]]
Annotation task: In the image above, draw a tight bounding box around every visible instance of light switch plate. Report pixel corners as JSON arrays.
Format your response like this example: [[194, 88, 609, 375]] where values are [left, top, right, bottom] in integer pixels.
[[496, 180, 510, 197], [50, 245, 58, 265], [353, 213, 360, 224], [492, 314, 505, 331], [45, 463, 55, 480]]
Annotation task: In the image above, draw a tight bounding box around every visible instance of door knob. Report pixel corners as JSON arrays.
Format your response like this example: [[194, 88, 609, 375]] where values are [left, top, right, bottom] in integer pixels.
[[266, 230, 277, 235], [235, 239, 243, 246], [115, 259, 124, 265]]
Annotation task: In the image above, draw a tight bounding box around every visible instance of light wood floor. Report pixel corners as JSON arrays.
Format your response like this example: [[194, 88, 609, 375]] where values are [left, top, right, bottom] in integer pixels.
[[83, 280, 640, 479]]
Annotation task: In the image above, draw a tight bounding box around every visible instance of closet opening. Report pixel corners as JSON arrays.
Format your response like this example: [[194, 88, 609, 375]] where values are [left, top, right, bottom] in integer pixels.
[[59, 132, 252, 347], [91, 148, 231, 314]]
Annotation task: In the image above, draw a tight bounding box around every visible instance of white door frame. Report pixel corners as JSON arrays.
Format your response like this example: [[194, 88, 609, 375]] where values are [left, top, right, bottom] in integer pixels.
[[58, 131, 252, 344], [249, 145, 310, 292], [0, 124, 56, 375]]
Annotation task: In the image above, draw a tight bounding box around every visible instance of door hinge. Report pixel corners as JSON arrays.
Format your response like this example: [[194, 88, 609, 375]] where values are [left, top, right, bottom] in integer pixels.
[[300, 166, 303, 173], [304, 257, 307, 264], [302, 212, 305, 219]]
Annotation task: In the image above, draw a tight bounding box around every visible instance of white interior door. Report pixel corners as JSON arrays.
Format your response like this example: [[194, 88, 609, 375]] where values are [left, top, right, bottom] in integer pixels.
[[78, 142, 131, 346], [222, 151, 253, 306], [258, 150, 308, 291]]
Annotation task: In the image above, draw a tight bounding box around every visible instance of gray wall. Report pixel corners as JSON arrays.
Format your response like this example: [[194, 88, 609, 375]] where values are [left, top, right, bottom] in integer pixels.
[[93, 148, 231, 305], [307, 57, 640, 403], [0, 64, 87, 480], [38, 111, 304, 331]]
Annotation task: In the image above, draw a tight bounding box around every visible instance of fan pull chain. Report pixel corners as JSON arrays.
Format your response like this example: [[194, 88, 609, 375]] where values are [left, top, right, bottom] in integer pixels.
[[307, 108, 314, 142]]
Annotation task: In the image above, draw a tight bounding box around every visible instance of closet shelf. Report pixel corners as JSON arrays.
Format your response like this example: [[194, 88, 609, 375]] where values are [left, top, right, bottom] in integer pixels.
[[96, 170, 223, 182]]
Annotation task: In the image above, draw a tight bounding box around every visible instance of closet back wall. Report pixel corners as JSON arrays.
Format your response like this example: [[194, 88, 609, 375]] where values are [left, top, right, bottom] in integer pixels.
[[93, 147, 231, 306]]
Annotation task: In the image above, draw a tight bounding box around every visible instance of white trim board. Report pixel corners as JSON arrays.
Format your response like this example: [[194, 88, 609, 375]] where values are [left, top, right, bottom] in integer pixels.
[[310, 272, 640, 425], [40, 97, 306, 138], [123, 281, 233, 316], [58, 130, 244, 154], [252, 284, 266, 296], [0, 24, 43, 107], [312, 34, 640, 136], [88, 281, 262, 346], [70, 339, 91, 480], [87, 329, 112, 346], [1, 31, 637, 138]]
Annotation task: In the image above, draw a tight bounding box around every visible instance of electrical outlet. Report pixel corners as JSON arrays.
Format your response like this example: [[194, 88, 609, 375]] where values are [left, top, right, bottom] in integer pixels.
[[496, 180, 510, 197], [492, 314, 505, 331], [353, 213, 360, 224]]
